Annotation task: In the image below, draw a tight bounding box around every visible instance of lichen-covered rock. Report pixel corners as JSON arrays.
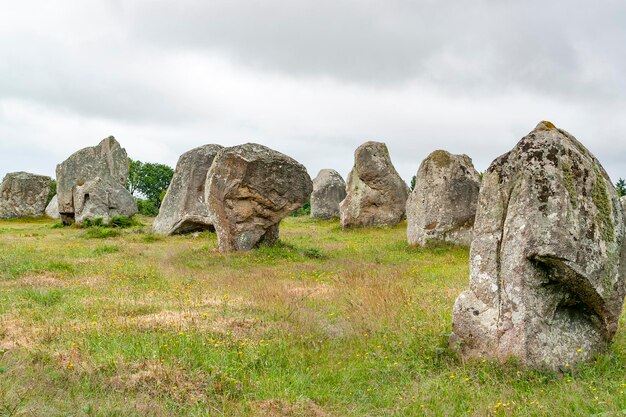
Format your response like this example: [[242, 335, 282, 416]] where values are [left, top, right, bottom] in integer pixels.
[[406, 150, 480, 246], [45, 195, 60, 219], [0, 172, 51, 218], [56, 137, 137, 225], [340, 141, 409, 228], [153, 144, 223, 235], [450, 121, 626, 370], [205, 143, 312, 252], [310, 169, 346, 219], [621, 196, 626, 214]]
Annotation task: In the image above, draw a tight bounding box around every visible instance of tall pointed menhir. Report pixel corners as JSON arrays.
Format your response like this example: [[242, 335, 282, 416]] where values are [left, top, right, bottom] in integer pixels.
[[450, 121, 626, 369], [340, 141, 409, 228]]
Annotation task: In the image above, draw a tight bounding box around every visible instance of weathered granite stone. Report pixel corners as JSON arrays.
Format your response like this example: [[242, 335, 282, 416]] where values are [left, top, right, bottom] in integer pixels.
[[0, 172, 51, 218], [45, 195, 60, 220], [621, 196, 626, 214], [73, 177, 137, 225], [340, 141, 409, 228], [450, 121, 626, 370], [310, 169, 346, 219], [56, 137, 137, 225], [153, 144, 223, 235], [406, 150, 480, 246], [205, 143, 312, 252]]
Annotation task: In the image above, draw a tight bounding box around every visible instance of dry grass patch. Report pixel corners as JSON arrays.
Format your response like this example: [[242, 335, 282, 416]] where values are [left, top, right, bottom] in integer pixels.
[[252, 399, 332, 417], [108, 359, 215, 405], [20, 274, 67, 288], [286, 283, 335, 300], [0, 316, 37, 350]]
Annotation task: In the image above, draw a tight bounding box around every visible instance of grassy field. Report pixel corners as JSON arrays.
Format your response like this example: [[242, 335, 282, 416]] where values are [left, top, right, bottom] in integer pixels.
[[0, 216, 625, 416]]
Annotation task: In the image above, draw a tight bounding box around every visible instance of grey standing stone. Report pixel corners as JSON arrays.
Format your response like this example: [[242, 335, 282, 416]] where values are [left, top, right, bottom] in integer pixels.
[[310, 169, 346, 219], [205, 143, 312, 252], [340, 141, 409, 228], [56, 137, 137, 225], [0, 172, 51, 218], [450, 121, 626, 370], [45, 195, 60, 220], [406, 150, 480, 246], [73, 177, 137, 225], [153, 144, 223, 235]]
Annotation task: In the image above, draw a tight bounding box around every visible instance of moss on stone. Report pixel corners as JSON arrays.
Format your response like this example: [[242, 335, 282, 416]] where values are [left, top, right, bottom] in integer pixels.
[[592, 165, 614, 242], [562, 161, 577, 208], [430, 150, 453, 169], [537, 121, 557, 130]]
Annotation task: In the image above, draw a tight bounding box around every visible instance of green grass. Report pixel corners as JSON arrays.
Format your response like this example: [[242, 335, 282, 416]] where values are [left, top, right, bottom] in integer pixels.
[[0, 216, 624, 416]]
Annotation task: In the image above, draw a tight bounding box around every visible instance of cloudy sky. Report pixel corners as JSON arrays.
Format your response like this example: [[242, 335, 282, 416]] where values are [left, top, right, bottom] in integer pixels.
[[1, 0, 625, 184]]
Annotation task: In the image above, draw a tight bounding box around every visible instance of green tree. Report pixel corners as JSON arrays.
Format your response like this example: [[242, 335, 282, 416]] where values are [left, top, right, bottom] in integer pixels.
[[47, 179, 57, 205], [410, 175, 416, 191], [127, 159, 174, 216], [616, 178, 626, 197]]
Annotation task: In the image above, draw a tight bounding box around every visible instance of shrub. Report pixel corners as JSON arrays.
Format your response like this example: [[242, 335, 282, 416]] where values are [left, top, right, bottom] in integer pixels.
[[136, 198, 160, 216], [291, 201, 311, 217], [616, 178, 626, 197], [81, 227, 121, 239]]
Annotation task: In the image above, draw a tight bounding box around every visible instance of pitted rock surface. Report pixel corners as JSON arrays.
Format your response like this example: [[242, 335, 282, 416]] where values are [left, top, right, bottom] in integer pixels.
[[153, 144, 223, 235], [340, 141, 409, 228], [621, 196, 626, 214], [310, 169, 346, 219], [205, 143, 312, 252], [0, 172, 51, 218], [45, 195, 60, 219], [407, 150, 480, 246], [56, 137, 137, 225], [450, 121, 626, 369]]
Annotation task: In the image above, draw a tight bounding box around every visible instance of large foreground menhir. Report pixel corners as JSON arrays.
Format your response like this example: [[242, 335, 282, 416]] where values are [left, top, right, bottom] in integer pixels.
[[450, 121, 626, 370]]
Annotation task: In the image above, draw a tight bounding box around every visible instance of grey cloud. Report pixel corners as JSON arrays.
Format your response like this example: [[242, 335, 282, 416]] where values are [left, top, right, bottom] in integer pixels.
[[127, 0, 626, 99], [0, 0, 624, 186], [0, 36, 204, 124]]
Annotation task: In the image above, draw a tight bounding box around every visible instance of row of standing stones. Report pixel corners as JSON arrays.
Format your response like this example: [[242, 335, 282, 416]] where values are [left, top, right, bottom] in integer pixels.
[[0, 121, 625, 370]]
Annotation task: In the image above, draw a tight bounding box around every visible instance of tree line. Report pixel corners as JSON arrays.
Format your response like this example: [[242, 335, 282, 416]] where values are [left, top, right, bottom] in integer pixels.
[[126, 159, 174, 216]]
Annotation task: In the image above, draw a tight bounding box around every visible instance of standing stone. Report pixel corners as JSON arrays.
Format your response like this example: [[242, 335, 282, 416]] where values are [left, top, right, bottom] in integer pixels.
[[0, 172, 51, 218], [73, 177, 137, 225], [56, 137, 137, 225], [153, 144, 223, 235], [340, 141, 409, 228], [45, 195, 61, 220], [450, 121, 626, 370], [205, 143, 312, 252], [310, 169, 346, 219], [621, 196, 626, 214], [406, 150, 480, 246]]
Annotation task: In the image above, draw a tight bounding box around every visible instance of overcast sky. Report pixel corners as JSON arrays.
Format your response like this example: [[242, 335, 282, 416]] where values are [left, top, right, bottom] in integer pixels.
[[1, 0, 625, 185]]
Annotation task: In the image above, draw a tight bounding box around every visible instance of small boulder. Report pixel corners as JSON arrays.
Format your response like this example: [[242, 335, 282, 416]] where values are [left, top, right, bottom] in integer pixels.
[[45, 195, 60, 220], [153, 144, 223, 235], [310, 169, 346, 219], [340, 141, 409, 228], [205, 143, 312, 252], [56, 137, 137, 225], [0, 172, 51, 218], [450, 121, 626, 370], [406, 150, 480, 246]]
